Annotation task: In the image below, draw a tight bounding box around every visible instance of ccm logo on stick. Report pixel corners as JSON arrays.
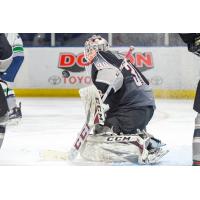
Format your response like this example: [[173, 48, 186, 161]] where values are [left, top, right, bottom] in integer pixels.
[[74, 124, 90, 150]]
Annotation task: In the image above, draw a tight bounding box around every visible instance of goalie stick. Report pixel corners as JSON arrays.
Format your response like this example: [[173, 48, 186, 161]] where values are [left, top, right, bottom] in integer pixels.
[[68, 46, 134, 160]]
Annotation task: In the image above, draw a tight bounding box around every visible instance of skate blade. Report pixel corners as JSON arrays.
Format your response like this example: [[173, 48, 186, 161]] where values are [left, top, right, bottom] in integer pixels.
[[7, 118, 22, 126], [40, 150, 68, 161], [149, 149, 169, 164]]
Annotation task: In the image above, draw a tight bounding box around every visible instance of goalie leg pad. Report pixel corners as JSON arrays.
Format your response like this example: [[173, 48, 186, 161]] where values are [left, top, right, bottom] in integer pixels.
[[80, 136, 141, 163], [79, 85, 106, 126], [80, 131, 168, 164], [80, 133, 151, 163]]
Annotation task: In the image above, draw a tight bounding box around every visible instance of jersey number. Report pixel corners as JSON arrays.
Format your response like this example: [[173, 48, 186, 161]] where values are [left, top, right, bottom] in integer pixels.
[[123, 61, 144, 86]]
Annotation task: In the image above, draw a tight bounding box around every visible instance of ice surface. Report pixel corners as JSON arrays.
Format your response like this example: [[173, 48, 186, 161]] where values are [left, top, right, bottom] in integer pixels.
[[0, 98, 195, 166]]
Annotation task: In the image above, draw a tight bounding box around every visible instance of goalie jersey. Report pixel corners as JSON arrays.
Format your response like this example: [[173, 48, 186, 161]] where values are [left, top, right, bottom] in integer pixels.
[[91, 50, 156, 113]]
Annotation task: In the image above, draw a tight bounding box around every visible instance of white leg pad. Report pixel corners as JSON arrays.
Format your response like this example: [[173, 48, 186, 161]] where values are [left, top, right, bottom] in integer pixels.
[[79, 85, 105, 126]]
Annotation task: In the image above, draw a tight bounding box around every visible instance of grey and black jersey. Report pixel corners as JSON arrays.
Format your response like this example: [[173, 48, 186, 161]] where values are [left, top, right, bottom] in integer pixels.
[[91, 50, 156, 113]]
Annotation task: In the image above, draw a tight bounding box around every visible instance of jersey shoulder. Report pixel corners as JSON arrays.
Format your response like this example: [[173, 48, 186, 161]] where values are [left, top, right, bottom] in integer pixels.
[[96, 50, 123, 68]]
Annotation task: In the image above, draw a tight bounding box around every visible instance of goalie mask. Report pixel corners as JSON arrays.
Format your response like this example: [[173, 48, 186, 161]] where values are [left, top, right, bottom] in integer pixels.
[[84, 35, 109, 62]]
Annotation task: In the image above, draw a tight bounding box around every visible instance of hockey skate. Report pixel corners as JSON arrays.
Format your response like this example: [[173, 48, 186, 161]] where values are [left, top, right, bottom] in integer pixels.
[[138, 143, 169, 165], [136, 130, 169, 164], [146, 148, 169, 164], [137, 129, 166, 149], [8, 102, 22, 125]]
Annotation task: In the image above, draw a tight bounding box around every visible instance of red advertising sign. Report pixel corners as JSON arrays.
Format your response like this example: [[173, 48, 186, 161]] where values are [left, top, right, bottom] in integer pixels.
[[58, 51, 154, 72]]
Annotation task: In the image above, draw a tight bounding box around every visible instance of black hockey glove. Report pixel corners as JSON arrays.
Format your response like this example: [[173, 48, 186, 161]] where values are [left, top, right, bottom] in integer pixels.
[[188, 36, 200, 57]]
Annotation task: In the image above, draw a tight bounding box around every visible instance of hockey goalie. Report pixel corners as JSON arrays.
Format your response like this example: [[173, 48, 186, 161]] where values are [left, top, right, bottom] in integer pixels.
[[75, 35, 168, 165]]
